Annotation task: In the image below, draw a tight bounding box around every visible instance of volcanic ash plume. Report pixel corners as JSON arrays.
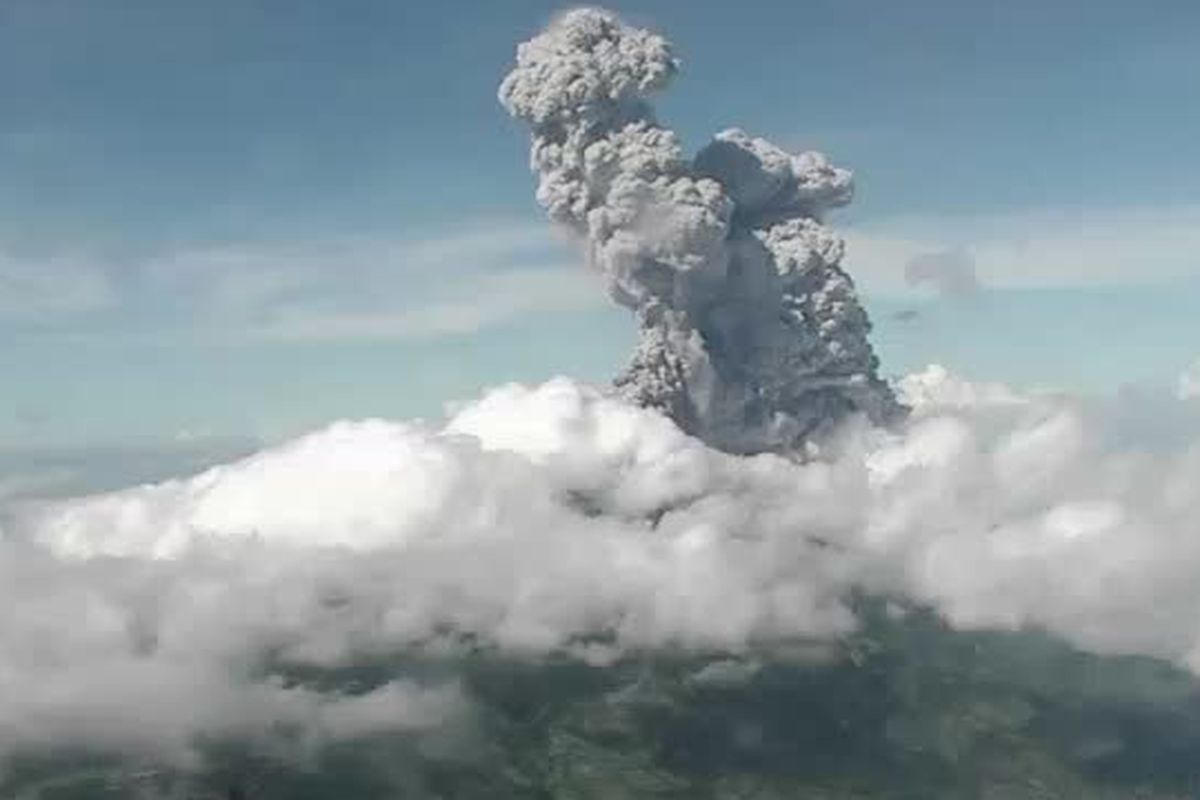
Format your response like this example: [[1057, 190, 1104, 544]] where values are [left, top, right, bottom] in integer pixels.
[[500, 8, 902, 454]]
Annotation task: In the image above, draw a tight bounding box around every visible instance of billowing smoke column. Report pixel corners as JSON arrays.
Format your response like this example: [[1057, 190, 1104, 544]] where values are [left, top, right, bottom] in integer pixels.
[[500, 8, 902, 454]]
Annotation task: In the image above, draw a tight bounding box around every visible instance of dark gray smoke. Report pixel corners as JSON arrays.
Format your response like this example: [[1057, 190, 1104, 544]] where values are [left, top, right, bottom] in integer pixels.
[[499, 7, 902, 454]]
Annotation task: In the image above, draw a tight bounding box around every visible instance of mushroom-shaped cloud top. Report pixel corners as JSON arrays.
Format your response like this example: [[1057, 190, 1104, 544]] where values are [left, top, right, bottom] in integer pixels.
[[499, 8, 678, 127]]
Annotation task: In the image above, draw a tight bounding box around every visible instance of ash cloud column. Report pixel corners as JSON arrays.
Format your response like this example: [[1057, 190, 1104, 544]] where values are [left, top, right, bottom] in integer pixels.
[[501, 8, 902, 455]]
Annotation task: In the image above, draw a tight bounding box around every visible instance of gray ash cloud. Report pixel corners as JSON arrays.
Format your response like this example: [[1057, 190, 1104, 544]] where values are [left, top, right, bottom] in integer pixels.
[[499, 8, 902, 455]]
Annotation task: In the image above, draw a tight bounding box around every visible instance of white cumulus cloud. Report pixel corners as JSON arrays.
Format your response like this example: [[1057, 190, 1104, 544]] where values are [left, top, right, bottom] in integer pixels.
[[2, 369, 1200, 767]]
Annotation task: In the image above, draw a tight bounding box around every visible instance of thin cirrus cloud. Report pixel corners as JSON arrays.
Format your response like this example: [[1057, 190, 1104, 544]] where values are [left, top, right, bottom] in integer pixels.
[[2, 204, 1197, 341], [1180, 360, 1200, 401], [0, 434, 261, 505], [903, 247, 981, 299], [138, 222, 610, 343], [0, 250, 117, 322], [0, 221, 603, 344], [143, 202, 1200, 339], [843, 203, 1200, 298], [247, 267, 605, 343]]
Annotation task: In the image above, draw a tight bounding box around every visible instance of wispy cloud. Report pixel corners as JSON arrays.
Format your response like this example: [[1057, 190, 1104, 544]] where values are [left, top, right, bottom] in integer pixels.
[[1180, 359, 1200, 401], [903, 247, 980, 299], [157, 222, 602, 343], [0, 250, 117, 322], [844, 204, 1200, 298], [0, 434, 259, 505], [249, 267, 604, 343], [0, 219, 606, 343], [7, 205, 1197, 342]]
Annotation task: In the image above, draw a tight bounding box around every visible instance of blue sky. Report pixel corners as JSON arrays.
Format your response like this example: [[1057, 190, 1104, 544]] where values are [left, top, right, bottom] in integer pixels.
[[2, 0, 1199, 459]]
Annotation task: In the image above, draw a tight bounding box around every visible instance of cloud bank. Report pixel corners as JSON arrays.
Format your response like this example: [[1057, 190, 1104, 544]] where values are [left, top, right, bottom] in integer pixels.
[[2, 365, 1199, 770]]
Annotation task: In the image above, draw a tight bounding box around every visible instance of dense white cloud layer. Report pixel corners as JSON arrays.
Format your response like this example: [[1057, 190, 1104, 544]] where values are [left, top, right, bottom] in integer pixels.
[[2, 367, 1199, 767]]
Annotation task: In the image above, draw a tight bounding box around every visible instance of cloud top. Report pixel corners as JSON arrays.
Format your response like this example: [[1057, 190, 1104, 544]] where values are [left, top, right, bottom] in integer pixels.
[[500, 8, 677, 127]]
